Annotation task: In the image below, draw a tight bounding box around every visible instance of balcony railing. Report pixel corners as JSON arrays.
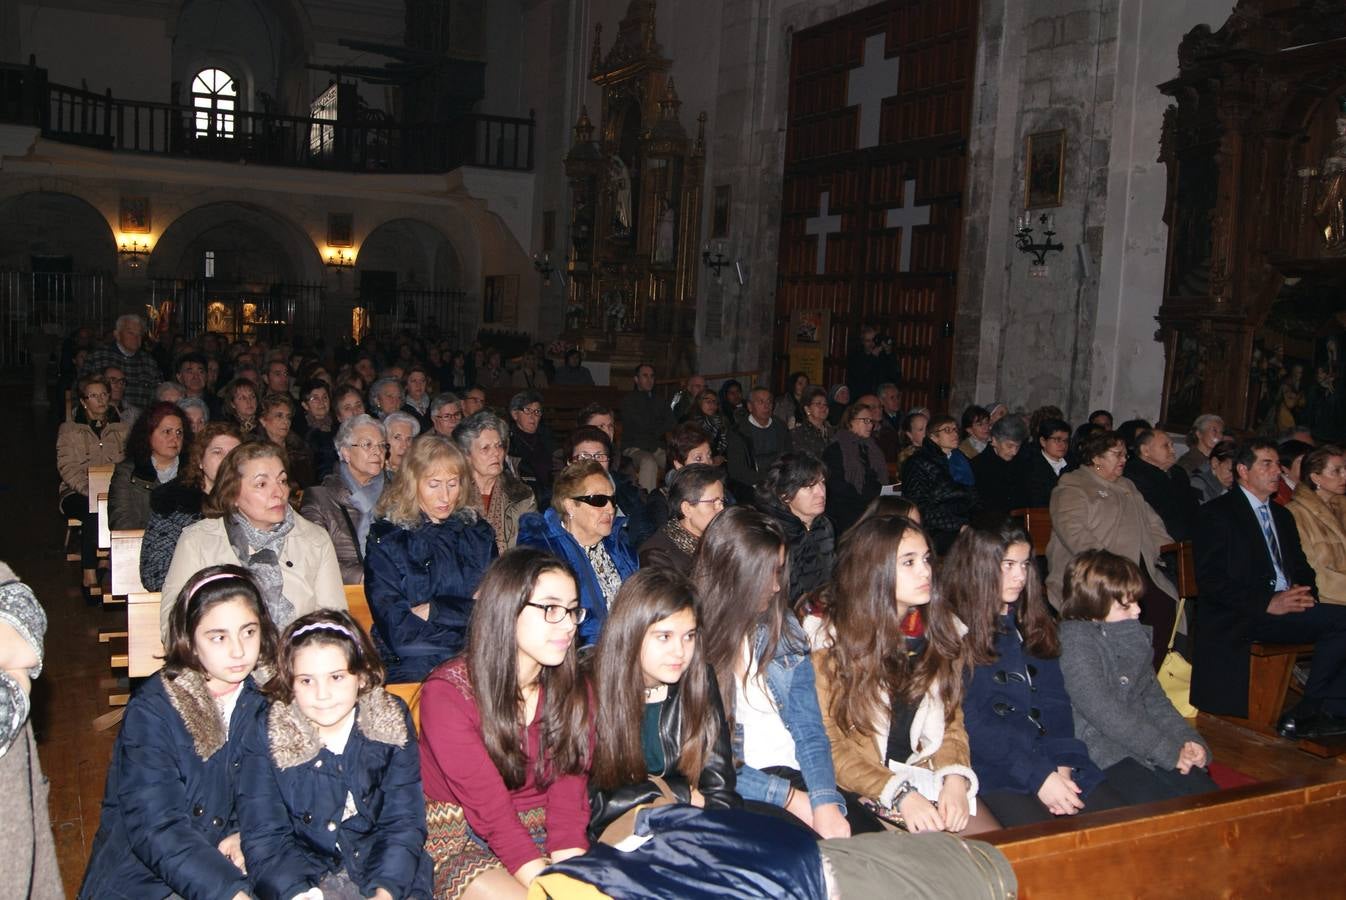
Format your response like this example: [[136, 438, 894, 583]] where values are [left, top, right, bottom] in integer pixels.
[[0, 59, 533, 174]]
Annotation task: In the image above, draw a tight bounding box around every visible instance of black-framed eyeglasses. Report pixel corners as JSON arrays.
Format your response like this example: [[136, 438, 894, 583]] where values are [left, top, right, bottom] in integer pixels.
[[523, 602, 588, 624], [572, 494, 615, 508]]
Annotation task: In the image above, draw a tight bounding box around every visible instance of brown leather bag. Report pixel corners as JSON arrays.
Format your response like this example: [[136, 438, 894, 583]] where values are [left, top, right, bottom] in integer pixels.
[[597, 774, 680, 846]]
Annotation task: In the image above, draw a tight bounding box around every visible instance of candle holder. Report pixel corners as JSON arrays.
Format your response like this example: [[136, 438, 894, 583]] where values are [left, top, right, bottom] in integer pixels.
[[1014, 213, 1063, 276]]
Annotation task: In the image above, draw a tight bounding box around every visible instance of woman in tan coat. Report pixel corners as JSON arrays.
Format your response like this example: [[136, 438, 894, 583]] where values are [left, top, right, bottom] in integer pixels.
[[57, 373, 128, 597], [812, 515, 994, 833], [1287, 444, 1346, 605], [1046, 430, 1176, 668]]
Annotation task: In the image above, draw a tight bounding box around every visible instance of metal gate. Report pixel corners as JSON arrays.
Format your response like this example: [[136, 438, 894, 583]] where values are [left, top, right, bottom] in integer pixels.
[[0, 269, 112, 368], [152, 279, 323, 344]]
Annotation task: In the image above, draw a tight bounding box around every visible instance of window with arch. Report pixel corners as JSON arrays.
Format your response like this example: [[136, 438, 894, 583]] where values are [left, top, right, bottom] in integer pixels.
[[191, 68, 237, 138]]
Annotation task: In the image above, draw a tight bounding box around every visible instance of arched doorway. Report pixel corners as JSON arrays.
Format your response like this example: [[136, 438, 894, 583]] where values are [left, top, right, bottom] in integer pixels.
[[0, 191, 117, 368], [148, 201, 323, 346], [355, 218, 466, 343]]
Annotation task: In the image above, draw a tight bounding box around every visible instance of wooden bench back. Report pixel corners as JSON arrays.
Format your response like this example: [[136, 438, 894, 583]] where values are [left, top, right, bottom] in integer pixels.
[[127, 591, 165, 678], [109, 530, 146, 596], [990, 775, 1346, 897], [88, 465, 114, 514], [345, 584, 373, 635], [1010, 507, 1052, 556]]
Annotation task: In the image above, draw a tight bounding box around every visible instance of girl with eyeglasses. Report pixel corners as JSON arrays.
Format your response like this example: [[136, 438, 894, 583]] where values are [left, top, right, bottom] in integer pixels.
[[587, 567, 741, 840], [517, 460, 638, 646], [1058, 550, 1217, 804], [236, 610, 432, 899], [943, 522, 1128, 826], [363, 436, 496, 682], [419, 548, 591, 900]]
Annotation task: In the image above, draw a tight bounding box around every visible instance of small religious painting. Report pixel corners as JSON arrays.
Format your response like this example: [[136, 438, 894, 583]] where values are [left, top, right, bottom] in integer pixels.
[[791, 309, 825, 345], [327, 213, 354, 248], [711, 185, 732, 239], [1025, 130, 1066, 209], [120, 197, 151, 234], [483, 275, 519, 326]]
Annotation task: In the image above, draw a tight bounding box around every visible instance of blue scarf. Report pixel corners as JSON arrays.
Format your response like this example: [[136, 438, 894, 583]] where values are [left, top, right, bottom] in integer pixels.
[[339, 463, 384, 556]]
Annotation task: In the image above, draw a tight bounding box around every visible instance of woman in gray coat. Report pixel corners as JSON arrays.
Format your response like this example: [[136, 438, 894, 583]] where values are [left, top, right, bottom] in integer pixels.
[[1058, 549, 1217, 804]]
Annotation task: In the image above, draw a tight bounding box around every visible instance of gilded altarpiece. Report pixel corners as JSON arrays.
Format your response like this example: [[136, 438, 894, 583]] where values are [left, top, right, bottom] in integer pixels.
[[562, 1, 705, 373], [1158, 0, 1346, 439]]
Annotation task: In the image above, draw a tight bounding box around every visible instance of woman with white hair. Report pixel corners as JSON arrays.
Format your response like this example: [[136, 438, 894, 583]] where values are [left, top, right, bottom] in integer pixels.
[[453, 411, 536, 554], [368, 375, 405, 420], [299, 413, 390, 583], [383, 409, 420, 474]]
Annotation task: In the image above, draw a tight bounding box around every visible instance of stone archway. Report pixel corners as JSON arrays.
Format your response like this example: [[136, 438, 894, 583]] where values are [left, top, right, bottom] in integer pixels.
[[0, 191, 117, 272], [356, 217, 466, 341]]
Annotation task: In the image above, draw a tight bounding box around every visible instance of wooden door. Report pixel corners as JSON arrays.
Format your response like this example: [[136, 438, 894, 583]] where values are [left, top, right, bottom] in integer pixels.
[[775, 0, 977, 412]]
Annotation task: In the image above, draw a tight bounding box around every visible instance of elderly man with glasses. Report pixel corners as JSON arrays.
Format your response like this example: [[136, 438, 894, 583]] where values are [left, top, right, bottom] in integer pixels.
[[726, 385, 793, 498], [429, 392, 464, 438], [82, 314, 163, 409]]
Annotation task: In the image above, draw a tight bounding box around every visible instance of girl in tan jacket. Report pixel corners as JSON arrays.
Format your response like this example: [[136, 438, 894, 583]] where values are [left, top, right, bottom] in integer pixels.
[[812, 515, 996, 833]]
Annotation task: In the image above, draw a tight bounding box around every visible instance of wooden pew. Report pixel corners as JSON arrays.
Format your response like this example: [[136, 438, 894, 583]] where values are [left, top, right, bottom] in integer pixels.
[[344, 585, 420, 731], [989, 775, 1346, 897], [88, 465, 113, 515], [109, 529, 146, 596], [127, 591, 165, 678], [1010, 507, 1052, 556]]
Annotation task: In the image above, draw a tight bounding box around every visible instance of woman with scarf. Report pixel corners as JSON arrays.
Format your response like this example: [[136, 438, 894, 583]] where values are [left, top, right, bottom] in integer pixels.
[[639, 464, 726, 570], [823, 400, 888, 535], [300, 414, 390, 584], [109, 401, 189, 532], [159, 441, 346, 639]]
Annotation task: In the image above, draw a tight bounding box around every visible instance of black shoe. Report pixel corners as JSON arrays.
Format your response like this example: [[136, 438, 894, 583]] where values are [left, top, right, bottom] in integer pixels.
[[1277, 710, 1317, 739], [1301, 713, 1346, 740]]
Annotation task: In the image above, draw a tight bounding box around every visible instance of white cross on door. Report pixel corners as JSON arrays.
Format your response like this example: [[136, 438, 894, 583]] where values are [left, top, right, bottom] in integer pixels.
[[804, 191, 842, 275], [847, 33, 899, 149], [885, 179, 930, 272]]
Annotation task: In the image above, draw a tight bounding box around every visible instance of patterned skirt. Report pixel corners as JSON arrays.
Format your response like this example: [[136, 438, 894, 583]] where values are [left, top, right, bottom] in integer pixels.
[[425, 799, 548, 900]]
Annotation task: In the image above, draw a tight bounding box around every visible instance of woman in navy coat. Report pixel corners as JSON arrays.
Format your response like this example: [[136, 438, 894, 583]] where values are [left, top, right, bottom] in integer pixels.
[[80, 566, 277, 900], [237, 611, 431, 900], [363, 436, 496, 682], [516, 459, 639, 646]]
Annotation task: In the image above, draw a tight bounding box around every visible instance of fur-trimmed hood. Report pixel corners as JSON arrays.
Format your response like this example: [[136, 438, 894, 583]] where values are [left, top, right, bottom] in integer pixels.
[[163, 666, 271, 760], [267, 687, 409, 769]]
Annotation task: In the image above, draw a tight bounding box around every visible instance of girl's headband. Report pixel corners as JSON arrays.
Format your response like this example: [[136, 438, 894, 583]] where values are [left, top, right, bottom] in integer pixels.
[[290, 621, 358, 643], [181, 571, 248, 606]]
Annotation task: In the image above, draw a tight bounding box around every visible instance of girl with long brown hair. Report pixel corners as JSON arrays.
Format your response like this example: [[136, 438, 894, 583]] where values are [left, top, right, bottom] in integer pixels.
[[587, 567, 740, 840], [418, 547, 590, 899], [814, 516, 995, 833], [943, 522, 1127, 826], [692, 506, 850, 838]]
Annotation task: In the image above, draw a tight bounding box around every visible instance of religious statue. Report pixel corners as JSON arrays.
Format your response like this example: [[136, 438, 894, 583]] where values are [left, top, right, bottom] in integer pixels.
[[608, 155, 633, 238], [1315, 96, 1346, 250], [603, 288, 628, 332], [654, 194, 675, 264]]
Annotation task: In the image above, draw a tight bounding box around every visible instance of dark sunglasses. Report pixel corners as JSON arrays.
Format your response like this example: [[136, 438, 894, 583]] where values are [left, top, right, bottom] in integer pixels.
[[572, 494, 615, 508]]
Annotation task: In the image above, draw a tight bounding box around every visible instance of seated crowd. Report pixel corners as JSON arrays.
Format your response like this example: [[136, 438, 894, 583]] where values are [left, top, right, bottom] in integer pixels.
[[58, 316, 1346, 899]]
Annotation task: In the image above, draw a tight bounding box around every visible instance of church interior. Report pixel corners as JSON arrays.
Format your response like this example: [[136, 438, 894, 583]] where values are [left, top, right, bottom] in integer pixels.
[[3, 0, 1346, 896]]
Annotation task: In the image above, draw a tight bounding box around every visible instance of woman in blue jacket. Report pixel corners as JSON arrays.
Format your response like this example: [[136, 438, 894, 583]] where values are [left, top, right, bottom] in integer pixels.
[[942, 522, 1128, 826], [691, 506, 851, 838], [80, 565, 277, 900], [364, 435, 497, 682], [236, 610, 431, 900], [516, 459, 638, 646]]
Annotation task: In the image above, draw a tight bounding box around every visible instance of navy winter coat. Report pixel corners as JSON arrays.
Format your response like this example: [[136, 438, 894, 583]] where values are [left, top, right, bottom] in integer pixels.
[[237, 689, 432, 899], [516, 507, 639, 646], [364, 512, 497, 682], [79, 671, 267, 900], [960, 614, 1103, 797]]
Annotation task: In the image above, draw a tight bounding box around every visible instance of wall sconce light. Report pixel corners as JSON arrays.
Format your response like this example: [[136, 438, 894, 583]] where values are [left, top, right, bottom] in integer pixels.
[[702, 241, 731, 280], [118, 238, 150, 269], [532, 252, 566, 287], [1015, 213, 1063, 277], [325, 249, 355, 269]]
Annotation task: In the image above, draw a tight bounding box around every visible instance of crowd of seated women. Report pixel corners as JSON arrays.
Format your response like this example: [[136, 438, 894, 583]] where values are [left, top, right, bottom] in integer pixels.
[[61, 323, 1311, 898]]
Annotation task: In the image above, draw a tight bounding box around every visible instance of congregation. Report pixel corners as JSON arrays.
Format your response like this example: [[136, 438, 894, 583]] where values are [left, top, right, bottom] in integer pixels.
[[28, 313, 1346, 899]]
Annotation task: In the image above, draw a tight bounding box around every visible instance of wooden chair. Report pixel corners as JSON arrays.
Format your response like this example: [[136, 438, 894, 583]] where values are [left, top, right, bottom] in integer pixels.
[[387, 682, 422, 733], [87, 465, 114, 514], [64, 516, 83, 562], [1010, 507, 1052, 556], [344, 584, 373, 634], [126, 591, 165, 678]]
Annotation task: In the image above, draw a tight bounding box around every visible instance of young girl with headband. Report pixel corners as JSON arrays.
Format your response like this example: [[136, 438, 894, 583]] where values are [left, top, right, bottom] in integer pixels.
[[80, 565, 277, 900], [236, 610, 431, 900]]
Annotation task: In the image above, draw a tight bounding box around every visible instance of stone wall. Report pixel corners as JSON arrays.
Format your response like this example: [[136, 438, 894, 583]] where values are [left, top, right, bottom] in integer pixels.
[[954, 0, 1230, 424]]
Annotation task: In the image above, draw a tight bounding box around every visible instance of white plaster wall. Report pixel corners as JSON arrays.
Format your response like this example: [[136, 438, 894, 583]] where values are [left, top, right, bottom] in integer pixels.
[[1089, 0, 1229, 422]]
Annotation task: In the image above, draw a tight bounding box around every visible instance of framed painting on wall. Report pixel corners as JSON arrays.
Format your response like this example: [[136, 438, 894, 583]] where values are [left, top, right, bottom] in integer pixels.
[[327, 213, 354, 248], [120, 197, 151, 234], [1025, 130, 1066, 209]]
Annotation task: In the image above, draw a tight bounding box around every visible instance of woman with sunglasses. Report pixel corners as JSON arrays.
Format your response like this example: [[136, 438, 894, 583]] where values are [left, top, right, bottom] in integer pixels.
[[942, 521, 1127, 826], [517, 460, 638, 646]]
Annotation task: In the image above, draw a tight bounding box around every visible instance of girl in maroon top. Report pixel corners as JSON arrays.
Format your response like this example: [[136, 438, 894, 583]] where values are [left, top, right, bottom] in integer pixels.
[[419, 547, 591, 899]]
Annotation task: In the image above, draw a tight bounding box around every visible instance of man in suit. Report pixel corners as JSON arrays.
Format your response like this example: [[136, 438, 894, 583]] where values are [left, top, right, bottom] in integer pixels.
[[1193, 438, 1346, 739]]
